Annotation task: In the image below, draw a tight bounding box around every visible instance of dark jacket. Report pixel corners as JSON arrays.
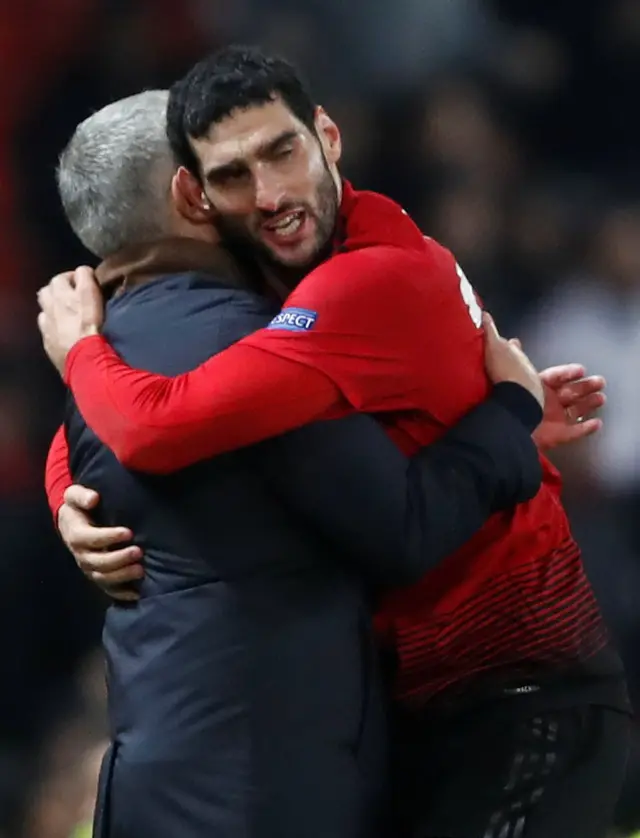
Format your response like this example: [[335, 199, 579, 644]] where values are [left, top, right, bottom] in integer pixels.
[[65, 240, 541, 838]]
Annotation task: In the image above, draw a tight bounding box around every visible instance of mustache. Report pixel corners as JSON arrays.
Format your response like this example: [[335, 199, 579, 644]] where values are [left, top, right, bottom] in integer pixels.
[[257, 204, 309, 222]]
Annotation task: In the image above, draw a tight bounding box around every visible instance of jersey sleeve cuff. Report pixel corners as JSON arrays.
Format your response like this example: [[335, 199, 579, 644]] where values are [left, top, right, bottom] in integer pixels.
[[490, 382, 543, 433], [63, 334, 105, 386]]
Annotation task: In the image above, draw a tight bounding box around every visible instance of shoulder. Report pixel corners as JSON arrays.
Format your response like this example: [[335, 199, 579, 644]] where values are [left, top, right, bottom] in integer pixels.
[[105, 273, 275, 332], [289, 239, 457, 312], [103, 273, 276, 367], [345, 188, 428, 251], [303, 246, 423, 286]]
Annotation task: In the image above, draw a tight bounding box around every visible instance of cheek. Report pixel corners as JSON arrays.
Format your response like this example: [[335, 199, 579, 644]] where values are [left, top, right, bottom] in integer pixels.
[[301, 156, 330, 206], [306, 147, 327, 179], [210, 187, 256, 218]]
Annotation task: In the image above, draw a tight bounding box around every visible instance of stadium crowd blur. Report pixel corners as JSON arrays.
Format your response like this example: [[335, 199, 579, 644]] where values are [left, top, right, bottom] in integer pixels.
[[1, 0, 639, 835]]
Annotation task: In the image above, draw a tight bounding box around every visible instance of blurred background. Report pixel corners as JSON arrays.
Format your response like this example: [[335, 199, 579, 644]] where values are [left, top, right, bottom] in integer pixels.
[[1, 0, 639, 835]]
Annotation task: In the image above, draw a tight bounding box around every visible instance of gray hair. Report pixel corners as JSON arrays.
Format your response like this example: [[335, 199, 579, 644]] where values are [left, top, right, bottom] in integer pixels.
[[57, 90, 175, 258]]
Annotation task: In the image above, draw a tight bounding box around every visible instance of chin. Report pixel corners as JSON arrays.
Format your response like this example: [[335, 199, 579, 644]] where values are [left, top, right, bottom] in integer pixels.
[[270, 246, 314, 270], [283, 237, 331, 270], [279, 252, 314, 269]]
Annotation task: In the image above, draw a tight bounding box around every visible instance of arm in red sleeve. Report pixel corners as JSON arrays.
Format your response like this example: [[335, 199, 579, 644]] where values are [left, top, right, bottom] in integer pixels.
[[64, 335, 347, 474], [45, 424, 72, 523], [241, 244, 487, 418], [64, 244, 469, 475]]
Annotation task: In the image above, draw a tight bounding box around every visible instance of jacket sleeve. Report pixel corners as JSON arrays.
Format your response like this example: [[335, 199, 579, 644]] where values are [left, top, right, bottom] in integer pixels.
[[45, 424, 73, 523], [257, 382, 542, 587]]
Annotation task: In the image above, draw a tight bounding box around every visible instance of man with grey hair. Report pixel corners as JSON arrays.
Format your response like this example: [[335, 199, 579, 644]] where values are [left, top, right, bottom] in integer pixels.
[[43, 92, 563, 837], [56, 91, 175, 259], [57, 90, 182, 258]]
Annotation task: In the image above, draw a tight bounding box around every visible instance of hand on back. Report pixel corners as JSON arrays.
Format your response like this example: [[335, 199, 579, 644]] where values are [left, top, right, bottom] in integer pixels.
[[482, 312, 605, 450], [58, 485, 143, 601]]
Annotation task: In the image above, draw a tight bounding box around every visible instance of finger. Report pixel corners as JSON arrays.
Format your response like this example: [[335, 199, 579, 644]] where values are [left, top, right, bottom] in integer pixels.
[[75, 265, 104, 322], [37, 286, 52, 311], [539, 364, 587, 388], [71, 527, 139, 553], [556, 377, 606, 406], [562, 387, 605, 410], [63, 484, 101, 510], [562, 418, 603, 443], [79, 546, 143, 573], [76, 544, 142, 570], [578, 392, 606, 413], [482, 312, 502, 341], [564, 374, 605, 395], [107, 589, 140, 603], [48, 271, 76, 286], [106, 587, 140, 603], [39, 274, 73, 307], [564, 393, 606, 416], [74, 265, 98, 290], [508, 338, 522, 350], [50, 271, 77, 298], [87, 563, 144, 587]]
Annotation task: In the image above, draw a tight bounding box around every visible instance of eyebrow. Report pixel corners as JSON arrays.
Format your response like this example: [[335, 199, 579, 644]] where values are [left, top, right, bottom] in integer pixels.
[[204, 130, 299, 182]]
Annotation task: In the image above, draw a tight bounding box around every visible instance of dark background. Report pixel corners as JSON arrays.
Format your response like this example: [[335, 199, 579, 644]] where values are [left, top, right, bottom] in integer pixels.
[[1, 1, 638, 835]]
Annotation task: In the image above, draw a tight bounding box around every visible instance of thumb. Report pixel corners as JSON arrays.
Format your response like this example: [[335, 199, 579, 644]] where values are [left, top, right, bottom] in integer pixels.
[[74, 265, 104, 329], [64, 484, 100, 510], [482, 311, 501, 340], [74, 265, 99, 298]]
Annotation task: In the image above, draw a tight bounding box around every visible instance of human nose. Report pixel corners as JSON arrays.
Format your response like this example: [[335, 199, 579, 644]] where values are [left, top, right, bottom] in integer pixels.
[[254, 165, 286, 212]]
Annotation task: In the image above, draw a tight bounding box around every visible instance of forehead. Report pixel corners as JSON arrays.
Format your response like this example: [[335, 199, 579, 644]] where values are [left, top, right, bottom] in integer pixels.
[[193, 98, 309, 169]]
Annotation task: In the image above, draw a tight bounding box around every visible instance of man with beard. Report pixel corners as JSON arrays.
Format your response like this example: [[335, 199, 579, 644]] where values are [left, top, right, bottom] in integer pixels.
[[39, 46, 627, 838], [42, 89, 550, 838]]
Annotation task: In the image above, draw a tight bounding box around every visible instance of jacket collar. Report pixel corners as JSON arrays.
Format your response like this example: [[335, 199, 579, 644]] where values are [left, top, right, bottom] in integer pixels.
[[95, 237, 256, 295]]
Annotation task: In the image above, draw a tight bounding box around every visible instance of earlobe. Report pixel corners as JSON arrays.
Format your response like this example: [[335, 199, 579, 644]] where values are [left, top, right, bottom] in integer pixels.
[[172, 167, 212, 224]]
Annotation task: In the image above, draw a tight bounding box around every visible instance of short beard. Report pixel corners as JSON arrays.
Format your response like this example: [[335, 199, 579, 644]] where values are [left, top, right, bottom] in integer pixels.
[[213, 161, 340, 291]]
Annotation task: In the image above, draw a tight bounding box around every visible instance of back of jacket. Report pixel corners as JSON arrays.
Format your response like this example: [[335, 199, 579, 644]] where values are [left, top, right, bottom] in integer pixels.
[[65, 273, 388, 838]]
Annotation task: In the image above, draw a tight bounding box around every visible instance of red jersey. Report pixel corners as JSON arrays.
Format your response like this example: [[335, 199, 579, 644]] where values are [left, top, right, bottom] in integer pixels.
[[49, 183, 616, 707]]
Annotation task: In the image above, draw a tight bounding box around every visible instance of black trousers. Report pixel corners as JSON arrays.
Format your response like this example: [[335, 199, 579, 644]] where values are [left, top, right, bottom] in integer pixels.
[[392, 700, 630, 838]]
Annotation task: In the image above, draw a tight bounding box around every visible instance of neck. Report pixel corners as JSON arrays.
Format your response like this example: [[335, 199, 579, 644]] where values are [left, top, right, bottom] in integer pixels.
[[95, 237, 262, 295]]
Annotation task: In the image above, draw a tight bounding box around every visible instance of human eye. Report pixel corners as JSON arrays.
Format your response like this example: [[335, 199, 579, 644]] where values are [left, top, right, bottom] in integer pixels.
[[208, 166, 248, 187], [274, 144, 294, 159]]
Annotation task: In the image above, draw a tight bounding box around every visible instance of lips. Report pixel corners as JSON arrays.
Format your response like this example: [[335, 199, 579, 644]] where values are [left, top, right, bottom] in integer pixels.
[[261, 209, 310, 247]]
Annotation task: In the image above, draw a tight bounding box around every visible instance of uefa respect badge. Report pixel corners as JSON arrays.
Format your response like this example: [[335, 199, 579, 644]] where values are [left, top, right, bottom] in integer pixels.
[[267, 307, 318, 332]]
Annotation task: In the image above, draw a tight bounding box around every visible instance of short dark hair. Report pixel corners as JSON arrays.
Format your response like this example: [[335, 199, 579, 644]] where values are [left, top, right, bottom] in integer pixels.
[[167, 44, 317, 180]]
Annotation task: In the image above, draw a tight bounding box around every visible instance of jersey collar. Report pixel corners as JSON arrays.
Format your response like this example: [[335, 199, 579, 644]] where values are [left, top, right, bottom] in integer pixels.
[[334, 179, 426, 254]]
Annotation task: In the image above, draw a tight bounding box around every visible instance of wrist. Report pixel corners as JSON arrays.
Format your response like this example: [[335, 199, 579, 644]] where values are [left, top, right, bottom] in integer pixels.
[[63, 333, 104, 385], [491, 382, 543, 433]]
